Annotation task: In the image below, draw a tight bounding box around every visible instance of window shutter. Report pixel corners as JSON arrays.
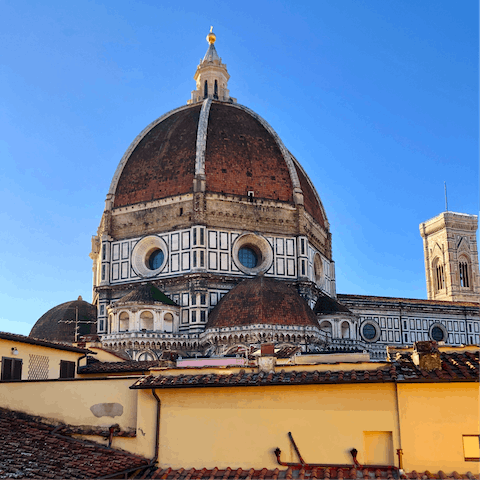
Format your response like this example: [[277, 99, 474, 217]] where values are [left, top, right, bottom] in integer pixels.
[[13, 359, 22, 380]]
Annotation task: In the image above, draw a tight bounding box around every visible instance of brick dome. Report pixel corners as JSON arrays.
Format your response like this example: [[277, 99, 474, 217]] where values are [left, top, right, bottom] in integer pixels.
[[29, 297, 97, 343], [109, 101, 327, 228], [205, 275, 318, 330]]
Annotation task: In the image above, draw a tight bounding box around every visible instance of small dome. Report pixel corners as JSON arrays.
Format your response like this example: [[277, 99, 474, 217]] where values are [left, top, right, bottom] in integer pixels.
[[30, 298, 97, 343], [206, 276, 318, 330]]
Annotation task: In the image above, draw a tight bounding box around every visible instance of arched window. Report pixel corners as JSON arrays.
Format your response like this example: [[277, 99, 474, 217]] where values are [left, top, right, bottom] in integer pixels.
[[319, 321, 332, 337], [164, 313, 173, 333], [140, 311, 154, 331], [214, 79, 218, 99], [433, 258, 445, 291], [204, 80, 208, 98], [119, 312, 129, 332], [138, 352, 155, 361], [459, 258, 470, 288], [341, 321, 350, 339]]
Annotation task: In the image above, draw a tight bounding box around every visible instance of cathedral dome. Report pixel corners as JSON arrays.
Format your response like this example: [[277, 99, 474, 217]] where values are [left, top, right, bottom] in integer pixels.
[[30, 296, 97, 343], [205, 276, 318, 330], [108, 101, 327, 228]]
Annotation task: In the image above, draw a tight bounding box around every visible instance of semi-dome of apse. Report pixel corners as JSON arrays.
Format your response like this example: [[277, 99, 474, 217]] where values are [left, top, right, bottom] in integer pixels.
[[205, 275, 319, 330]]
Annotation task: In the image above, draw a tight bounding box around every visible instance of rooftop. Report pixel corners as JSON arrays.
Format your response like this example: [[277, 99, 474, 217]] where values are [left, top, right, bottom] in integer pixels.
[[0, 408, 149, 479]]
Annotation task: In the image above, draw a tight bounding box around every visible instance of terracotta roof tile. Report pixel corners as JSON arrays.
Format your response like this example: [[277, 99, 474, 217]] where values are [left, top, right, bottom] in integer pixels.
[[79, 360, 168, 374], [123, 467, 478, 480], [0, 408, 149, 478], [0, 331, 91, 354], [131, 350, 478, 390]]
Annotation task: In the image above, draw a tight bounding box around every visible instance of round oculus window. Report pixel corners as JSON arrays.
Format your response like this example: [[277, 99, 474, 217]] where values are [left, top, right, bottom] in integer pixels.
[[431, 325, 446, 342], [148, 249, 165, 270], [232, 233, 273, 275], [132, 235, 168, 278], [361, 323, 378, 342], [238, 247, 258, 268]]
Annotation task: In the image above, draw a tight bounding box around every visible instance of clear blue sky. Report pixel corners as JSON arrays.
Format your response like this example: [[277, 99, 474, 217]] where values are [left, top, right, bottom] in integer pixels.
[[1, 1, 478, 336]]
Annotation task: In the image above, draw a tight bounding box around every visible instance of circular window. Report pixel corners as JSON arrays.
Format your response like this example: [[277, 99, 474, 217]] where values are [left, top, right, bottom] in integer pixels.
[[361, 322, 379, 342], [232, 233, 273, 275], [132, 235, 168, 278], [238, 247, 258, 268], [148, 249, 165, 270], [430, 324, 447, 342]]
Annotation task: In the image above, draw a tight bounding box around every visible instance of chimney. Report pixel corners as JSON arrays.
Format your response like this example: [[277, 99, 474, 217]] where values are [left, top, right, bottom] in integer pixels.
[[258, 343, 276, 373], [412, 341, 442, 371]]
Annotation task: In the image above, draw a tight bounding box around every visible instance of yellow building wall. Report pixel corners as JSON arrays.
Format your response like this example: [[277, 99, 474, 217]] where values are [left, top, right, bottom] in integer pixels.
[[397, 383, 479, 473], [0, 338, 84, 380], [0, 377, 138, 432], [138, 383, 399, 469]]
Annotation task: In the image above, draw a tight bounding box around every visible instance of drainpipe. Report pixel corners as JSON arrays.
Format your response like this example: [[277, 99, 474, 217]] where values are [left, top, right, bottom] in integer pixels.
[[151, 389, 161, 464], [394, 383, 404, 471], [76, 351, 97, 375]]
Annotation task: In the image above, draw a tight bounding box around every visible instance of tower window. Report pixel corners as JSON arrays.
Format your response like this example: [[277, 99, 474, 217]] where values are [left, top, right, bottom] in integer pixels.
[[204, 80, 208, 98], [433, 259, 445, 291], [459, 260, 470, 288], [214, 79, 218, 99]]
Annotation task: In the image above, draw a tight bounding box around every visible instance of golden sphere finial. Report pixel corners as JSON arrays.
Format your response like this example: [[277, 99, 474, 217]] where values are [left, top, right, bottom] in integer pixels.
[[206, 26, 216, 45]]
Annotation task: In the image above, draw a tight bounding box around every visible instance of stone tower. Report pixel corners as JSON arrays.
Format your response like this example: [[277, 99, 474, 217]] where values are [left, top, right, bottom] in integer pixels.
[[420, 212, 480, 302]]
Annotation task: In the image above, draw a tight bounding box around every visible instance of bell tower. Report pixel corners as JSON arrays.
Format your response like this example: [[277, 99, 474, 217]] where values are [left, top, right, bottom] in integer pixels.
[[420, 212, 480, 302]]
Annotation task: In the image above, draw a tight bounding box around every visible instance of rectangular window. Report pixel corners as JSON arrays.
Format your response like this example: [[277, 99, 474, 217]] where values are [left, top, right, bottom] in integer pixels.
[[200, 250, 205, 267], [200, 294, 206, 305], [101, 265, 106, 280], [99, 319, 105, 331], [200, 228, 205, 245], [193, 251, 197, 268], [200, 310, 206, 322], [300, 238, 305, 255], [301, 260, 306, 276], [191, 295, 197, 306], [100, 305, 105, 316], [191, 311, 197, 323], [463, 435, 480, 461], [60, 360, 76, 379], [102, 244, 106, 260], [193, 228, 197, 246], [1, 357, 22, 381]]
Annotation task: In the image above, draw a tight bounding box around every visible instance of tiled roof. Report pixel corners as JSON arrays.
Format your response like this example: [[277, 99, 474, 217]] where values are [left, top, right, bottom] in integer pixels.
[[391, 350, 479, 382], [337, 294, 479, 308], [120, 466, 479, 480], [0, 408, 150, 479], [206, 277, 319, 330], [314, 294, 353, 315], [131, 350, 479, 390], [0, 331, 91, 354], [115, 283, 178, 306], [79, 360, 168, 374], [131, 366, 398, 389]]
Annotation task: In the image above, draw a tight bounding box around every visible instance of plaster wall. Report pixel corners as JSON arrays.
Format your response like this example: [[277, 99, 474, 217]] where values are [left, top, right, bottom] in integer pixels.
[[143, 383, 399, 469], [0, 377, 137, 431], [397, 382, 479, 472]]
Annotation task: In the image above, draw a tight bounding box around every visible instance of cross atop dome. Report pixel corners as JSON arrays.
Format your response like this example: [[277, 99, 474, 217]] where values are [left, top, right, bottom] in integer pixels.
[[188, 28, 236, 104]]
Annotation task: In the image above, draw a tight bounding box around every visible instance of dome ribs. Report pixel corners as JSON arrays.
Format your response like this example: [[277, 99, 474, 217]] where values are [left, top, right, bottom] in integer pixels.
[[205, 276, 318, 330], [113, 106, 201, 208], [205, 103, 294, 202]]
